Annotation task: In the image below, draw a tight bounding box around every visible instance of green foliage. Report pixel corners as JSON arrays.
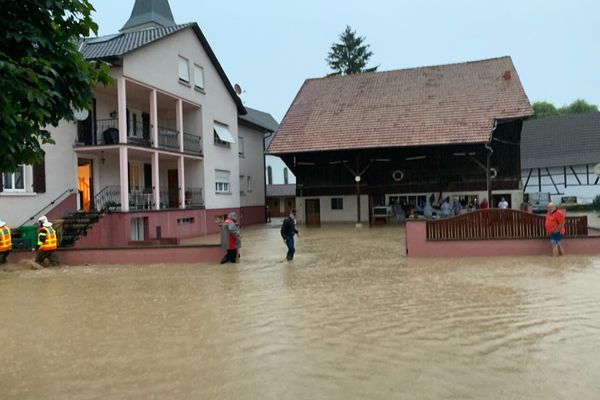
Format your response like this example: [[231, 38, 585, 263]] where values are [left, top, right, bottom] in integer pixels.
[[533, 99, 599, 119], [532, 101, 559, 119], [326, 26, 377, 76], [0, 0, 112, 171], [593, 195, 600, 212]]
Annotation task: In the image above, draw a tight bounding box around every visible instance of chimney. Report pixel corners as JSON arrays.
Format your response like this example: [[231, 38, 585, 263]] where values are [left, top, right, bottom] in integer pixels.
[[503, 70, 512, 80]]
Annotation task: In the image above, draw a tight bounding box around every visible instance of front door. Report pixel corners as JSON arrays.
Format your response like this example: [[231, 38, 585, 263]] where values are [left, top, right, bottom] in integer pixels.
[[168, 169, 179, 208], [305, 199, 321, 226], [77, 159, 94, 211]]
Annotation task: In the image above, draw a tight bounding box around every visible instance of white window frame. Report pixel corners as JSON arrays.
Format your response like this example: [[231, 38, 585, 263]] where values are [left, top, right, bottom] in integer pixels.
[[247, 176, 252, 192], [193, 64, 204, 91], [239, 175, 245, 194], [178, 56, 190, 84], [215, 169, 231, 194], [2, 165, 27, 193], [238, 136, 245, 157]]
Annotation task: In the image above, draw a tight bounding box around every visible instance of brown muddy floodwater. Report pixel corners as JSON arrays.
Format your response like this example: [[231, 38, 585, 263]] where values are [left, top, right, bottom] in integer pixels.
[[1, 222, 600, 399]]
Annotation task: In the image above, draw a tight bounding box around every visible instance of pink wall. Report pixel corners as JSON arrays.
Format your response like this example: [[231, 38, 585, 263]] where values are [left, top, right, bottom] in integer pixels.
[[37, 193, 78, 222], [240, 205, 266, 226], [8, 245, 223, 266], [74, 207, 266, 248], [406, 220, 600, 257]]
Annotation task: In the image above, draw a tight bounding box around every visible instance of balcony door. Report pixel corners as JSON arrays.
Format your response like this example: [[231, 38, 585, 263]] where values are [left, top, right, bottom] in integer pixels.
[[168, 169, 179, 208]]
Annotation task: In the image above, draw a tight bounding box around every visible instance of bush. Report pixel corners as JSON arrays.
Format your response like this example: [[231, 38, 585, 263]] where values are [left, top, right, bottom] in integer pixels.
[[593, 195, 600, 212]]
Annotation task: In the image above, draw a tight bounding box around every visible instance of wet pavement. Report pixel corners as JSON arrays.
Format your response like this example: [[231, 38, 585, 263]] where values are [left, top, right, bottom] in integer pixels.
[[1, 222, 600, 399]]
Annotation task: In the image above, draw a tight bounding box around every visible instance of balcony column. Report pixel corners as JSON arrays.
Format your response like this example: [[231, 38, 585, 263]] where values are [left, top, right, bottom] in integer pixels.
[[178, 156, 185, 209], [176, 99, 184, 152], [119, 147, 129, 212], [152, 152, 160, 210], [117, 76, 127, 144], [150, 89, 158, 148]]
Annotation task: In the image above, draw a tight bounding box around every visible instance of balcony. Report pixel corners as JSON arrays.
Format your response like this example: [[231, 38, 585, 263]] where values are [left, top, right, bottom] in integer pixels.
[[76, 119, 202, 155], [94, 185, 204, 212]]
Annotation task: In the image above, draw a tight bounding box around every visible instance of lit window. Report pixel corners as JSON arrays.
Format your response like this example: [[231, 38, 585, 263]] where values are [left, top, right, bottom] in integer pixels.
[[2, 165, 26, 192], [194, 64, 204, 90], [178, 56, 190, 83], [215, 169, 231, 194]]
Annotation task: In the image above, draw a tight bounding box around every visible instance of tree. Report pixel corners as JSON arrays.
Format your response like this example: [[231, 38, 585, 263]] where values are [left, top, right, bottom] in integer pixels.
[[0, 0, 111, 172], [533, 99, 598, 119], [532, 101, 559, 119], [326, 25, 377, 76]]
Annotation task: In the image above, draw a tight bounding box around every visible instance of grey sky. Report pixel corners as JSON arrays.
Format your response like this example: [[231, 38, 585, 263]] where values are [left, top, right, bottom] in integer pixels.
[[93, 0, 600, 122]]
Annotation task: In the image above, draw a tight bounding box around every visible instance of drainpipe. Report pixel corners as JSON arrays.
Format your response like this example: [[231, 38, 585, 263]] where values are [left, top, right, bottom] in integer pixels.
[[486, 120, 497, 206], [263, 131, 274, 223]]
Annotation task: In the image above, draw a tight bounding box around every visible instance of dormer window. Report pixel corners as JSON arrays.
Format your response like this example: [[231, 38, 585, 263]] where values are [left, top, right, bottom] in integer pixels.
[[178, 56, 190, 84]]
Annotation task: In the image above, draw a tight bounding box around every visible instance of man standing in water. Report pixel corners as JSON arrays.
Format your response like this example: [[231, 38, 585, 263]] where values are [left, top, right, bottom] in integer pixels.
[[281, 209, 299, 261], [34, 216, 59, 267], [220, 212, 241, 264], [545, 202, 565, 257]]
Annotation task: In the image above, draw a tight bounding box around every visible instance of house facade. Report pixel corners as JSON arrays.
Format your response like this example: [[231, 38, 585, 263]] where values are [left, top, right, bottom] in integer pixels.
[[0, 0, 267, 245], [269, 57, 533, 224], [521, 112, 600, 205]]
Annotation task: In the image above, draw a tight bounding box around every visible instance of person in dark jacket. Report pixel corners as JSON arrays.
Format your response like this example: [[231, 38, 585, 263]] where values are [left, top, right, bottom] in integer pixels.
[[281, 209, 299, 261], [220, 212, 241, 264]]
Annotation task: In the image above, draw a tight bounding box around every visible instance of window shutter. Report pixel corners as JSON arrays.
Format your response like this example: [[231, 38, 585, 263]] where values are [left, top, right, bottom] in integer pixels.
[[32, 158, 46, 193], [0, 172, 3, 192]]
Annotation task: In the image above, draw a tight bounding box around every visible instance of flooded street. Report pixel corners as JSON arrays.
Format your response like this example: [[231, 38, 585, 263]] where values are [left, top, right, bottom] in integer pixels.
[[1, 222, 600, 399]]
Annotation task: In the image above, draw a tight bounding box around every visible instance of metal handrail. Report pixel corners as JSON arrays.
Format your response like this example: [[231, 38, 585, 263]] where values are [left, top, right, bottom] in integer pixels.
[[18, 188, 75, 228]]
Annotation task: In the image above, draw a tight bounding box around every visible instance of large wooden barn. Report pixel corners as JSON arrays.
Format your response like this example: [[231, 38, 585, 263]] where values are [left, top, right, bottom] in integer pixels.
[[268, 57, 533, 225]]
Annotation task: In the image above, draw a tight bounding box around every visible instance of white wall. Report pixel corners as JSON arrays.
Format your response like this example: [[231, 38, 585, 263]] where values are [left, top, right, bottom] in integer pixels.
[[238, 125, 266, 208], [0, 121, 78, 227], [266, 155, 296, 185], [295, 195, 369, 224], [522, 163, 600, 204], [123, 28, 240, 211]]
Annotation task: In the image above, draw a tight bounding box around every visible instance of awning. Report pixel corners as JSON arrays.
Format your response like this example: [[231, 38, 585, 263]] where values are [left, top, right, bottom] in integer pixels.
[[214, 124, 236, 144]]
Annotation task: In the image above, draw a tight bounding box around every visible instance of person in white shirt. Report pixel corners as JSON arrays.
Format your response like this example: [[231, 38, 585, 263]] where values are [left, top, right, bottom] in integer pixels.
[[498, 197, 509, 209]]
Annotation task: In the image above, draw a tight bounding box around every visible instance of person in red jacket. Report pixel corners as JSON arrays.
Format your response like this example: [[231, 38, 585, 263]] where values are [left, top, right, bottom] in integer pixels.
[[220, 212, 241, 264], [544, 202, 565, 257]]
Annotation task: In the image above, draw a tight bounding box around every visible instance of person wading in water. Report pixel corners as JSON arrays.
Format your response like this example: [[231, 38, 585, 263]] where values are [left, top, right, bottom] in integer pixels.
[[544, 202, 565, 257], [220, 212, 241, 264], [281, 209, 299, 261]]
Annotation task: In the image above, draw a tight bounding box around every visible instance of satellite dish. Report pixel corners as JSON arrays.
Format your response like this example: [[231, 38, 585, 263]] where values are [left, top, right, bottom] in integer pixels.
[[234, 84, 242, 95], [594, 163, 600, 177], [72, 108, 89, 121]]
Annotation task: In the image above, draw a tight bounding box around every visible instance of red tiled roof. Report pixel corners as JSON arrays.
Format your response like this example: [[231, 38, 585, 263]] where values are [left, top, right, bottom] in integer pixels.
[[268, 56, 533, 154]]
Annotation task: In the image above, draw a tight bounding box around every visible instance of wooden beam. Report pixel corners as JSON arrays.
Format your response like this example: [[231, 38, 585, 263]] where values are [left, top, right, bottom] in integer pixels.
[[524, 168, 532, 191], [545, 168, 562, 195], [569, 166, 582, 185]]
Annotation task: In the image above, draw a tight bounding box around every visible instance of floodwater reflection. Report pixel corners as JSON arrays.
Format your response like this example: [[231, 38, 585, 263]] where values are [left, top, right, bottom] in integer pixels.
[[1, 223, 599, 399]]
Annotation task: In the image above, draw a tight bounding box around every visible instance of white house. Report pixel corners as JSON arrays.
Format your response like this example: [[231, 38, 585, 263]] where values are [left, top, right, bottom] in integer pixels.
[[0, 0, 267, 246], [521, 112, 600, 205]]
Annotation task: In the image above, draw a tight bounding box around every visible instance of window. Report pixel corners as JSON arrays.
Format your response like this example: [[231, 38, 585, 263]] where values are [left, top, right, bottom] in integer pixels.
[[193, 64, 204, 90], [177, 217, 195, 225], [178, 56, 190, 84], [238, 137, 245, 156], [267, 166, 273, 185], [215, 170, 231, 194], [239, 175, 245, 194], [247, 176, 252, 192], [2, 165, 26, 192], [284, 168, 289, 184], [331, 198, 344, 210], [214, 122, 235, 147]]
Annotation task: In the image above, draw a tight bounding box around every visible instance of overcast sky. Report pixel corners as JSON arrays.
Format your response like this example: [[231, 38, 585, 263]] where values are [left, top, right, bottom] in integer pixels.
[[93, 0, 600, 122]]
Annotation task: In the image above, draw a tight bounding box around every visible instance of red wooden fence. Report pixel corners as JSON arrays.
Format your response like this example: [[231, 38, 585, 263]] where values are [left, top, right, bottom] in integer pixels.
[[426, 209, 587, 241]]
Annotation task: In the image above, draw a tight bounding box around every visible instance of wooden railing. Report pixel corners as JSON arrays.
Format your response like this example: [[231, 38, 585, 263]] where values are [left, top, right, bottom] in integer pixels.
[[426, 209, 588, 241]]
